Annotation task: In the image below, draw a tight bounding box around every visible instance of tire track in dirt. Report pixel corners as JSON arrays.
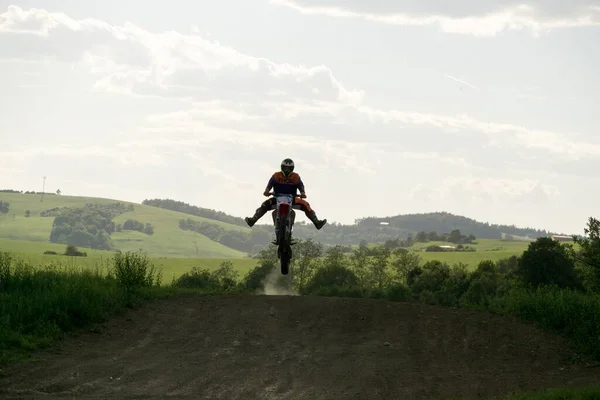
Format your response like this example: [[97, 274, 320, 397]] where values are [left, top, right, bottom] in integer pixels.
[[0, 295, 598, 399]]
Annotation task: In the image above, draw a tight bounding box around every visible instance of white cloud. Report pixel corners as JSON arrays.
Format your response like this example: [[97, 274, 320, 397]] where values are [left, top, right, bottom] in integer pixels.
[[270, 0, 600, 36], [3, 5, 598, 162], [410, 177, 560, 204], [0, 5, 364, 105], [0, 4, 597, 233]]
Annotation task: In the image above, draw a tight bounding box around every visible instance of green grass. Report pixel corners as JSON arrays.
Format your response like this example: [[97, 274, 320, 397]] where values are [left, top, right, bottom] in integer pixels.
[[0, 193, 249, 258], [0, 251, 162, 365], [487, 286, 600, 361], [410, 239, 530, 269], [345, 239, 531, 270], [488, 387, 600, 399], [0, 238, 258, 284]]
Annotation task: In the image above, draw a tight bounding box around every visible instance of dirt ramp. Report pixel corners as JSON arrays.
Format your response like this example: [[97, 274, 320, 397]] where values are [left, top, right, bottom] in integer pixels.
[[0, 295, 598, 400]]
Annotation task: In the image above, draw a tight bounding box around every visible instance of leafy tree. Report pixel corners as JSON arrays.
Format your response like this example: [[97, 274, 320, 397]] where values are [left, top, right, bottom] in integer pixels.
[[292, 239, 323, 292], [415, 231, 428, 242], [573, 217, 600, 290], [211, 261, 239, 291], [123, 219, 149, 233], [304, 263, 358, 293], [390, 248, 421, 284], [369, 245, 391, 290], [518, 237, 580, 289], [350, 241, 371, 289]]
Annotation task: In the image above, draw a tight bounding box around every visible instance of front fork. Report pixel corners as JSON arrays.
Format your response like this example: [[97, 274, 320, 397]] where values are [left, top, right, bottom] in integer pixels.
[[271, 209, 296, 241]]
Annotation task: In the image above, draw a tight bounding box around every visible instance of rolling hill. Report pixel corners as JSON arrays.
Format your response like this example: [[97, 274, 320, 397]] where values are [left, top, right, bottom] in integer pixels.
[[0, 190, 563, 258], [143, 197, 561, 246], [0, 192, 247, 258]]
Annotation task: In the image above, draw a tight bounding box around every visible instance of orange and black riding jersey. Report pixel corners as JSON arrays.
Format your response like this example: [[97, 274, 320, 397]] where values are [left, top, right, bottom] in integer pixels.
[[266, 171, 305, 196]]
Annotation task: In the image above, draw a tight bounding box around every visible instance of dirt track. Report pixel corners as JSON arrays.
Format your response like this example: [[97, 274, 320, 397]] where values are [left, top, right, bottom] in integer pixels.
[[1, 294, 598, 400]]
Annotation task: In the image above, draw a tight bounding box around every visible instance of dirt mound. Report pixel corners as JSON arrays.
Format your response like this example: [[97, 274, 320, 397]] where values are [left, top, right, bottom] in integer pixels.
[[1, 295, 598, 399]]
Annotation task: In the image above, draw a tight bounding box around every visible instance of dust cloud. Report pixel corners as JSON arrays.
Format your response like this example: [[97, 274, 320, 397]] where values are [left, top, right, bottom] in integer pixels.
[[258, 266, 299, 296]]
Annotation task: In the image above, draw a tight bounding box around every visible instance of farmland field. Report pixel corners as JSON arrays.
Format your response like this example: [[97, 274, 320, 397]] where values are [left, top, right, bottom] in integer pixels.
[[0, 193, 248, 258], [0, 236, 536, 285], [411, 239, 531, 265], [0, 238, 258, 283]]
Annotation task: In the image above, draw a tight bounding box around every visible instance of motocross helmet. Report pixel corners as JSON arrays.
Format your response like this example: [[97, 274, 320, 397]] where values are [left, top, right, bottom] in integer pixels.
[[281, 158, 295, 177]]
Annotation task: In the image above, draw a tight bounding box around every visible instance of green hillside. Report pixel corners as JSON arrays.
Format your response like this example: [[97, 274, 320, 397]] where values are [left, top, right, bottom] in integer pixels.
[[0, 192, 247, 258], [144, 198, 561, 247], [0, 191, 565, 259]]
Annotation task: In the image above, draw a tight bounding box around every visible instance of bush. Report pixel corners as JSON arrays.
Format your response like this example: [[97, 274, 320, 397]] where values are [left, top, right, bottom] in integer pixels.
[[497, 386, 600, 399], [174, 261, 240, 292], [242, 262, 277, 291], [303, 264, 358, 294], [487, 286, 600, 360], [64, 245, 87, 257], [109, 251, 161, 291], [173, 267, 221, 290]]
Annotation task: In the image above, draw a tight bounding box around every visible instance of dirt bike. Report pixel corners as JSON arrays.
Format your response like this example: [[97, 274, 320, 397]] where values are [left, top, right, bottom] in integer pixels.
[[268, 192, 298, 275]]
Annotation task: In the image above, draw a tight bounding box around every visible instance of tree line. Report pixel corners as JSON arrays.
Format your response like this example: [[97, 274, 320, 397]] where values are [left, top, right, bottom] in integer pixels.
[[143, 198, 247, 227], [145, 198, 559, 247], [357, 212, 557, 239], [0, 189, 58, 195], [179, 218, 271, 254]]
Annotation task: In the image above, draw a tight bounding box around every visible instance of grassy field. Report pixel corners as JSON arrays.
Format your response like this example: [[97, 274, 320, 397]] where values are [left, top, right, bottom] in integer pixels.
[[0, 235, 535, 286], [0, 193, 249, 258], [0, 238, 258, 283], [411, 239, 532, 266]]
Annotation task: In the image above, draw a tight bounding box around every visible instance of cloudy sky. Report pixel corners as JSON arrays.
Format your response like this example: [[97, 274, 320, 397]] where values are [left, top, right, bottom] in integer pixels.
[[1, 1, 599, 234]]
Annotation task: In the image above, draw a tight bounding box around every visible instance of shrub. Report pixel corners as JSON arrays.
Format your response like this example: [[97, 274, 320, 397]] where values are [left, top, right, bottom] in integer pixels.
[[109, 250, 161, 291], [487, 285, 600, 360], [174, 261, 240, 292], [304, 264, 358, 294], [0, 253, 127, 364], [64, 245, 87, 257]]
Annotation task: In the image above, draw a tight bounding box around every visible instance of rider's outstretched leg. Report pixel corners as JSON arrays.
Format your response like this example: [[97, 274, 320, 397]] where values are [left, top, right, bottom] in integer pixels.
[[306, 210, 327, 230], [294, 198, 327, 230], [245, 199, 273, 227]]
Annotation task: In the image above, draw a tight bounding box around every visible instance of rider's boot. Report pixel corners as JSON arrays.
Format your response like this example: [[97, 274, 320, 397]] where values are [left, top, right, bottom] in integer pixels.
[[245, 207, 267, 227], [306, 210, 327, 230]]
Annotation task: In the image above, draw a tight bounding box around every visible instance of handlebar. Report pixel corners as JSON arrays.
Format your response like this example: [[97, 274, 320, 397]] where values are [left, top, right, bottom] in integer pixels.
[[266, 192, 306, 198]]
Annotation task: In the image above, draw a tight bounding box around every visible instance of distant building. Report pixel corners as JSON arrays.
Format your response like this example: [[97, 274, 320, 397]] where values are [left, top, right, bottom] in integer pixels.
[[551, 235, 573, 242]]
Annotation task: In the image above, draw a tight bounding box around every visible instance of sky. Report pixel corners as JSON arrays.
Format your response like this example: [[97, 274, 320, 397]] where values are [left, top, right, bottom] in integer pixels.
[[1, 0, 599, 235]]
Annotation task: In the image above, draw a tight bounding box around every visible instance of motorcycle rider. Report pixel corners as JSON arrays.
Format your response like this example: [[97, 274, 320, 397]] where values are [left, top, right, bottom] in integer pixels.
[[244, 158, 327, 233]]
